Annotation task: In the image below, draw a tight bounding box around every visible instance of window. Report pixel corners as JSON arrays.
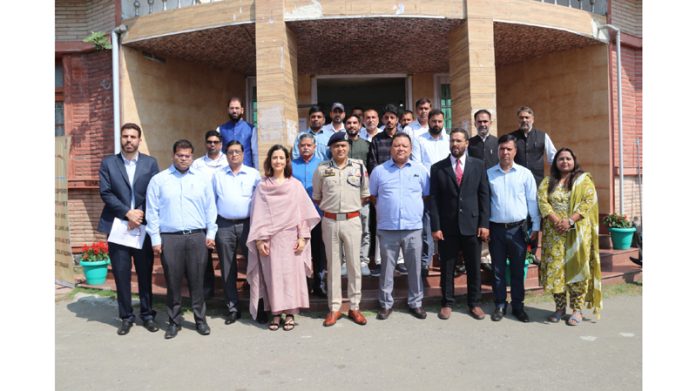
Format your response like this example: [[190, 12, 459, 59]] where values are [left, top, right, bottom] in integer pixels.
[[246, 77, 257, 127], [55, 60, 65, 137], [434, 74, 452, 130]]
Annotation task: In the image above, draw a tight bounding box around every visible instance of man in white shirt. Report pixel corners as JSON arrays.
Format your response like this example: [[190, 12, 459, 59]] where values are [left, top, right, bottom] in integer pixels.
[[403, 97, 432, 141], [322, 102, 346, 133]]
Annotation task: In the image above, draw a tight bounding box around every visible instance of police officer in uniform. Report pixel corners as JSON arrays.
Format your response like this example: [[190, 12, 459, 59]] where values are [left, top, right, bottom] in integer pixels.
[[312, 132, 370, 327]]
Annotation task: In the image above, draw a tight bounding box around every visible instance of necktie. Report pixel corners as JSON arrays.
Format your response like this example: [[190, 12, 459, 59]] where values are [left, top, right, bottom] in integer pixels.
[[455, 159, 463, 186]]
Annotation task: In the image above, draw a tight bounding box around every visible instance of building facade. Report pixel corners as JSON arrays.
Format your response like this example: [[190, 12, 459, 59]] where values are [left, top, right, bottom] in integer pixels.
[[55, 0, 643, 251]]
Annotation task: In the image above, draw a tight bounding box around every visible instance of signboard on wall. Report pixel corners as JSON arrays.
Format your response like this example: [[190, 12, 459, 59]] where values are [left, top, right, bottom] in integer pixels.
[[55, 136, 74, 286]]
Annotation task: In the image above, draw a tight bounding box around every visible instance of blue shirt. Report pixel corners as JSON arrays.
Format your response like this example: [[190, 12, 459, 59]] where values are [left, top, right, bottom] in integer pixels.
[[487, 163, 541, 231], [212, 164, 261, 220], [217, 119, 258, 168], [291, 155, 323, 215], [145, 165, 218, 246], [369, 159, 430, 230], [291, 128, 333, 161]]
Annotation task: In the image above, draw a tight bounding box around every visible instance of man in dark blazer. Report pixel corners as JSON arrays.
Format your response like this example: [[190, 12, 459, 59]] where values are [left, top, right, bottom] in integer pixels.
[[98, 122, 160, 335], [430, 128, 490, 321]]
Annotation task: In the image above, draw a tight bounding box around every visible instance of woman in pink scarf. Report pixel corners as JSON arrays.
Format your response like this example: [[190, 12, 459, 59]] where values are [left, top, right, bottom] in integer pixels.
[[246, 145, 320, 331]]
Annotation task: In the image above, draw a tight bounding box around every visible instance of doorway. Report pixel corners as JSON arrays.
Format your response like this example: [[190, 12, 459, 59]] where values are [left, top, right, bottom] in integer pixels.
[[313, 75, 411, 115]]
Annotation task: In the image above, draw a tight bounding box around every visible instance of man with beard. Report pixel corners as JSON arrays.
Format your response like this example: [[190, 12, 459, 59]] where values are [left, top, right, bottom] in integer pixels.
[[468, 109, 499, 169], [322, 102, 346, 133], [413, 109, 451, 277], [369, 133, 430, 320], [192, 130, 228, 298], [217, 97, 258, 168], [359, 108, 382, 142], [430, 128, 490, 321], [505, 106, 556, 185], [400, 110, 414, 129], [292, 105, 332, 161], [346, 114, 372, 276], [146, 139, 218, 338], [98, 123, 160, 335]]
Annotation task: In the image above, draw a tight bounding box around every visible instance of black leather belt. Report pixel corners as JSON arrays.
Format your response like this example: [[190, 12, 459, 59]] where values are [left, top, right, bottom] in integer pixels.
[[490, 220, 525, 229], [163, 229, 205, 235], [218, 217, 249, 224]]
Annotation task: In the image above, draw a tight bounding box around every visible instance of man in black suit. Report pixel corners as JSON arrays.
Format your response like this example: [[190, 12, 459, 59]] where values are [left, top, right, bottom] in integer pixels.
[[98, 123, 160, 335], [430, 128, 490, 320]]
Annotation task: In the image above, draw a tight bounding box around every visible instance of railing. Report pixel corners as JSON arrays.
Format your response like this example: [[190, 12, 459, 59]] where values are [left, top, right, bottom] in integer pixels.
[[121, 0, 224, 19], [535, 0, 608, 15], [122, 0, 608, 20]]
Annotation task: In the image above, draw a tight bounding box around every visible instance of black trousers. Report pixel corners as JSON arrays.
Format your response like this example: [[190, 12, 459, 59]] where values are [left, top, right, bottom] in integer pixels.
[[310, 223, 326, 292], [439, 233, 482, 308], [489, 223, 527, 310], [215, 217, 250, 313], [108, 237, 155, 322], [160, 232, 208, 326]]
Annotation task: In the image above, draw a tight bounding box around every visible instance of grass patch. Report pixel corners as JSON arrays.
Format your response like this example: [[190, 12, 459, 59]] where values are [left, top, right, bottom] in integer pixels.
[[68, 287, 117, 299]]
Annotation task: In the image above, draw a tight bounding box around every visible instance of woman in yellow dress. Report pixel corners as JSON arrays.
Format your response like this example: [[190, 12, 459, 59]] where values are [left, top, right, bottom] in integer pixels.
[[538, 148, 601, 326]]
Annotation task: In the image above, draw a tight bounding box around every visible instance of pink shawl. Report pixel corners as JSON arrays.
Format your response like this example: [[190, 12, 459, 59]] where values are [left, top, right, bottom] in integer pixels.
[[245, 176, 320, 319]]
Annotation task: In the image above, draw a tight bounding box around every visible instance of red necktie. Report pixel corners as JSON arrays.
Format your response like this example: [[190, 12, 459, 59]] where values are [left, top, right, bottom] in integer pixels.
[[455, 159, 463, 186]]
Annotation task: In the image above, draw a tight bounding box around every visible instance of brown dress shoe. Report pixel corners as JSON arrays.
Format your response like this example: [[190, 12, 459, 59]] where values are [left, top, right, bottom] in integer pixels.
[[376, 307, 392, 320], [323, 311, 342, 327], [438, 307, 452, 320], [348, 309, 367, 325], [469, 306, 486, 320]]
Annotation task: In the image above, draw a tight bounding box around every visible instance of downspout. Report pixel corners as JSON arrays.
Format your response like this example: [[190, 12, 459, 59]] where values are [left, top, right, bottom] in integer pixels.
[[112, 24, 128, 154], [598, 23, 623, 215]]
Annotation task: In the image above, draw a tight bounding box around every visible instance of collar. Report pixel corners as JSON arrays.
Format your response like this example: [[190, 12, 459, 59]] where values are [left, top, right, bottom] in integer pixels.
[[168, 164, 195, 175], [328, 158, 353, 168], [450, 155, 465, 165], [120, 152, 139, 163], [386, 158, 412, 168], [224, 164, 249, 175]]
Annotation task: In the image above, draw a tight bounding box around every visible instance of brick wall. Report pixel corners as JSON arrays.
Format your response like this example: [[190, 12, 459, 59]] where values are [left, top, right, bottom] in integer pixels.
[[610, 0, 642, 38], [64, 50, 114, 183], [610, 45, 642, 174], [68, 189, 107, 249], [614, 175, 643, 224], [56, 0, 115, 41]]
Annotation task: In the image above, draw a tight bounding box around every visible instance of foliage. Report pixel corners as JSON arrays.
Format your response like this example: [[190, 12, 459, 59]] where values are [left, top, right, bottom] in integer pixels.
[[81, 242, 109, 262], [83, 31, 112, 50], [603, 213, 634, 228]]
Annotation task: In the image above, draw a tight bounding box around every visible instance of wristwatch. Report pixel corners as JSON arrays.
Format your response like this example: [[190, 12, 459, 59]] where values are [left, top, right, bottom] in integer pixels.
[[568, 217, 575, 227]]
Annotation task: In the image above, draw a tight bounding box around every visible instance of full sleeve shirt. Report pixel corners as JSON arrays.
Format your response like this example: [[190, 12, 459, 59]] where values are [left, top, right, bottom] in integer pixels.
[[487, 163, 540, 231], [146, 165, 218, 246]]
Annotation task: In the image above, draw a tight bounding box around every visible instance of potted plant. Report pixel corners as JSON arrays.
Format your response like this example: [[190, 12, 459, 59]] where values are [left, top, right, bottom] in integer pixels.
[[602, 213, 636, 250], [79, 242, 111, 285]]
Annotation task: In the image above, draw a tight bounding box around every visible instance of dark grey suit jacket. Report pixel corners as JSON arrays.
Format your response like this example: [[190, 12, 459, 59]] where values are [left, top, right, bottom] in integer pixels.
[[430, 155, 490, 236], [98, 153, 159, 234]]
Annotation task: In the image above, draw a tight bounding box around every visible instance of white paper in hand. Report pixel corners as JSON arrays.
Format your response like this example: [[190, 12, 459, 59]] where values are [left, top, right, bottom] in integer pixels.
[[108, 217, 146, 249]]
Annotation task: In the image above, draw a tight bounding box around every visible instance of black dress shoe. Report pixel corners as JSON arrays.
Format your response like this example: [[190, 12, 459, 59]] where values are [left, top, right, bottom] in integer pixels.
[[481, 263, 493, 273], [225, 311, 240, 325], [395, 264, 408, 274], [491, 307, 506, 322], [196, 323, 211, 336], [117, 320, 133, 335], [376, 307, 392, 320], [454, 264, 467, 276], [164, 323, 181, 339], [143, 319, 159, 332], [512, 308, 530, 323], [409, 306, 427, 319]]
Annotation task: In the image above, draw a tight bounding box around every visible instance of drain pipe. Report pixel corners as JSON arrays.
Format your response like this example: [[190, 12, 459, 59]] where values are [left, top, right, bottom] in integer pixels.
[[598, 24, 623, 215], [112, 24, 128, 154]]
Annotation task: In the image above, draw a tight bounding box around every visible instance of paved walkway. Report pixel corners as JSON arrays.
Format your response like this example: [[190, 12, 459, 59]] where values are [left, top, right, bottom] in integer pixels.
[[56, 289, 641, 390]]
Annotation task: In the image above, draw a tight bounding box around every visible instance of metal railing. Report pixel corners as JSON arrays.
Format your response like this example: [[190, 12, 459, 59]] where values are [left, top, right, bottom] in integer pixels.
[[121, 0, 224, 19], [122, 0, 608, 20], [535, 0, 608, 15]]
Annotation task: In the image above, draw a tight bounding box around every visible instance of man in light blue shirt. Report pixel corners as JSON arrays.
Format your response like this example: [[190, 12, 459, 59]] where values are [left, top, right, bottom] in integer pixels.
[[212, 140, 260, 325], [291, 132, 327, 298], [292, 105, 333, 161], [146, 139, 218, 339], [486, 134, 540, 323], [369, 133, 430, 320]]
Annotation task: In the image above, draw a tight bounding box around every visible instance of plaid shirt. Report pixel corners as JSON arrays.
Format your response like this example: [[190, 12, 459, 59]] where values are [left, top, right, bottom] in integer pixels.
[[367, 130, 397, 173]]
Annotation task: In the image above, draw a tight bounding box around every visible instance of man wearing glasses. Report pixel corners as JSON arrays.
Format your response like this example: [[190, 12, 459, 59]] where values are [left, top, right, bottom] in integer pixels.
[[212, 141, 261, 325], [192, 130, 227, 299]]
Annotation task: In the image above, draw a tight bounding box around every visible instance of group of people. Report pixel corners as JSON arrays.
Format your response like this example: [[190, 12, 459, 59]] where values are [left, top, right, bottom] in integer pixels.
[[97, 96, 602, 339]]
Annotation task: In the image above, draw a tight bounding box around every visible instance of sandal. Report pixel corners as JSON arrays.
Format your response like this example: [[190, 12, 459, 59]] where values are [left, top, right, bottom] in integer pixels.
[[268, 316, 281, 331], [282, 315, 295, 331], [547, 308, 566, 323], [566, 311, 582, 326]]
